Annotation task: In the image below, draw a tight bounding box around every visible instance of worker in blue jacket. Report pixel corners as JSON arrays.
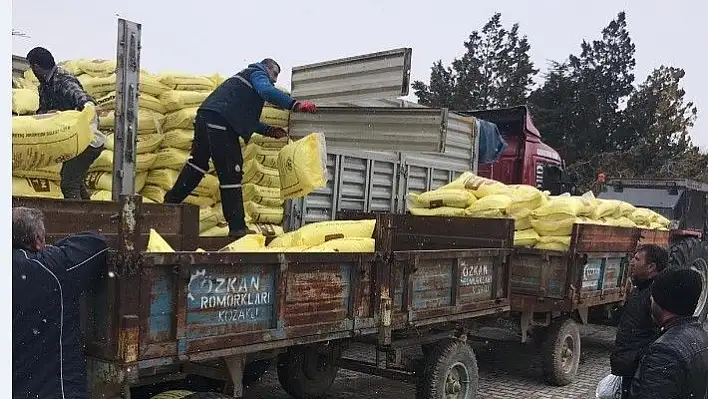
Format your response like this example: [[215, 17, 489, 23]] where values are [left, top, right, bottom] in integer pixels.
[[12, 207, 109, 399], [164, 58, 318, 237]]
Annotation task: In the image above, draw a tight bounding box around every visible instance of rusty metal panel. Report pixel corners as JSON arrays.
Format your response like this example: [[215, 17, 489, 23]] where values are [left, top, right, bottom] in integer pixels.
[[637, 228, 670, 248], [390, 249, 510, 327], [289, 106, 447, 153], [291, 48, 412, 104], [510, 250, 568, 299], [571, 223, 638, 253]]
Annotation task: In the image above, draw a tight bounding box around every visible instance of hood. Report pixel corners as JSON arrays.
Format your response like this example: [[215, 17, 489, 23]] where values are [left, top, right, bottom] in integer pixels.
[[248, 62, 275, 83]]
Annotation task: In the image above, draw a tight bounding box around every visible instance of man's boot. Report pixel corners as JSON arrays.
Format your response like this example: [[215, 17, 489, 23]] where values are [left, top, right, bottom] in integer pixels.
[[164, 164, 206, 204], [220, 186, 255, 238]]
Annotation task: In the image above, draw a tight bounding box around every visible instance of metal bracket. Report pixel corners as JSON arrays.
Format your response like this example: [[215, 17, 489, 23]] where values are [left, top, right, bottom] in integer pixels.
[[112, 18, 142, 200]]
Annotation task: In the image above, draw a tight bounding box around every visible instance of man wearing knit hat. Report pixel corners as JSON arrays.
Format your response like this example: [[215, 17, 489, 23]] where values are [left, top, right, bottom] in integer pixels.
[[611, 244, 668, 398], [629, 268, 708, 398]]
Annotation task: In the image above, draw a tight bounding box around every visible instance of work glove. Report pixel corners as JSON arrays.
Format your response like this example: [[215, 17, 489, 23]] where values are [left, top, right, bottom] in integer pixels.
[[293, 101, 317, 114], [268, 127, 289, 139]]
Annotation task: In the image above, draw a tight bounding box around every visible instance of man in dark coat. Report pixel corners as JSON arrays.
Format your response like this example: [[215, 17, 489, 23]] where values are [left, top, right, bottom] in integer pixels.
[[12, 207, 109, 399], [610, 244, 668, 398], [629, 268, 708, 398], [26, 47, 106, 200], [163, 58, 317, 237]]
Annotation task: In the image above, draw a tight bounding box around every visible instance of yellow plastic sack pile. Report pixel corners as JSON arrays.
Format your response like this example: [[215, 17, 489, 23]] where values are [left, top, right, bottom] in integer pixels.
[[405, 171, 670, 252], [277, 133, 328, 200], [12, 89, 40, 115]]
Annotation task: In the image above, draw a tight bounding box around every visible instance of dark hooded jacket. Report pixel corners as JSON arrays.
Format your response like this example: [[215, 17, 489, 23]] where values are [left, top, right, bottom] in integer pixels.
[[13, 231, 108, 399], [199, 62, 297, 141]]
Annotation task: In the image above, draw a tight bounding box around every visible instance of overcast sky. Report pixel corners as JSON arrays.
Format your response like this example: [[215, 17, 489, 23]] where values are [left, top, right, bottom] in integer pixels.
[[12, 0, 707, 148]]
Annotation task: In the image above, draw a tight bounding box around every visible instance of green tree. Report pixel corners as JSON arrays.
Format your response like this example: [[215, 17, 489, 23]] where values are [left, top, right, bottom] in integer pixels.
[[413, 13, 538, 110]]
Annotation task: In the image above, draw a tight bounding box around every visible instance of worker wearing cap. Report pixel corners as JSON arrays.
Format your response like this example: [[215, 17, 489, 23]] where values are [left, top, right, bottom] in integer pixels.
[[26, 47, 105, 200], [164, 58, 317, 238]]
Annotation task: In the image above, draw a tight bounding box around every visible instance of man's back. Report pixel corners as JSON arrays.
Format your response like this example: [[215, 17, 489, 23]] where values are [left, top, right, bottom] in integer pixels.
[[611, 281, 658, 377], [13, 232, 108, 399], [630, 317, 708, 398]]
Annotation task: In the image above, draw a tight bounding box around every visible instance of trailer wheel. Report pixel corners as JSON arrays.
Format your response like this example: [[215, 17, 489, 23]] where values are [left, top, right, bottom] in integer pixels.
[[540, 317, 580, 386], [276, 345, 339, 399], [416, 338, 478, 399], [669, 238, 708, 325], [182, 394, 234, 399]]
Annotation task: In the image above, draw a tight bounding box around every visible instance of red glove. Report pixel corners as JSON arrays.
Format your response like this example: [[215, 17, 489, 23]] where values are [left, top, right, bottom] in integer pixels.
[[269, 127, 289, 139], [294, 101, 317, 113]]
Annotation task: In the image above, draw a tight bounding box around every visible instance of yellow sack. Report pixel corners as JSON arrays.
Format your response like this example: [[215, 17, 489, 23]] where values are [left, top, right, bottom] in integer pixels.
[[591, 199, 621, 220], [243, 159, 281, 188], [13, 106, 96, 170], [90, 190, 113, 201], [218, 234, 266, 252], [305, 237, 375, 253], [649, 222, 669, 231], [159, 91, 210, 112], [12, 76, 38, 92], [260, 107, 290, 128], [508, 185, 545, 217], [534, 235, 572, 251], [12, 177, 63, 199], [207, 73, 226, 86], [603, 216, 637, 228], [212, 203, 226, 223], [199, 207, 220, 233], [77, 59, 116, 78], [531, 216, 583, 236], [146, 168, 219, 197], [278, 133, 327, 199], [515, 216, 532, 231], [614, 201, 637, 218], [85, 171, 148, 192], [152, 148, 191, 170], [260, 246, 309, 253], [104, 133, 163, 154], [146, 229, 174, 252], [140, 74, 172, 97], [162, 129, 194, 150], [247, 223, 285, 237], [630, 208, 658, 225], [24, 69, 39, 85], [438, 172, 512, 198], [655, 214, 670, 228], [514, 228, 540, 247], [99, 110, 165, 133], [242, 183, 283, 207], [12, 89, 40, 115], [200, 223, 229, 237], [532, 196, 593, 219], [243, 144, 280, 168], [13, 164, 62, 180], [163, 108, 198, 131], [58, 59, 84, 75], [292, 219, 376, 247], [245, 133, 289, 149], [244, 201, 284, 224], [409, 206, 467, 217], [140, 185, 215, 208], [267, 231, 299, 248], [465, 195, 512, 218], [158, 73, 216, 92], [77, 74, 116, 98], [97, 92, 167, 115], [409, 189, 476, 209], [89, 150, 156, 173]]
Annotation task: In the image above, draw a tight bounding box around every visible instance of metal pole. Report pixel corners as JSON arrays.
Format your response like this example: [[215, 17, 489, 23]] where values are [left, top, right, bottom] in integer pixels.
[[112, 18, 142, 200]]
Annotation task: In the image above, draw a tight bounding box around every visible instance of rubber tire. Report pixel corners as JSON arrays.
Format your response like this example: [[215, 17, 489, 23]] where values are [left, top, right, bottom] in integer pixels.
[[243, 359, 272, 387], [668, 237, 708, 324], [182, 394, 234, 399], [540, 317, 581, 386], [416, 338, 479, 399], [276, 345, 339, 399]]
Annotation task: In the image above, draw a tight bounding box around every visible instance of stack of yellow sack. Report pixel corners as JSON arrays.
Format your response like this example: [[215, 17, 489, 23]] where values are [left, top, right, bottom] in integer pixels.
[[406, 172, 671, 251], [12, 106, 99, 199], [12, 77, 40, 115], [260, 85, 292, 129]]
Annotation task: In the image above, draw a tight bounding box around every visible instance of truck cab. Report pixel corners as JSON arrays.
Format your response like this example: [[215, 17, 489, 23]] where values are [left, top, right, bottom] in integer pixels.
[[458, 106, 571, 195]]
